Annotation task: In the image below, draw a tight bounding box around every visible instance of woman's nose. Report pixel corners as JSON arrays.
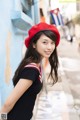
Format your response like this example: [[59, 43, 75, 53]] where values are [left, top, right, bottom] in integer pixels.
[[47, 43, 52, 49]]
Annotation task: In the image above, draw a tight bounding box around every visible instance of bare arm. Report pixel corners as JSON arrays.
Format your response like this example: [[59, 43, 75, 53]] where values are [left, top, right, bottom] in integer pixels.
[[0, 79, 33, 114]]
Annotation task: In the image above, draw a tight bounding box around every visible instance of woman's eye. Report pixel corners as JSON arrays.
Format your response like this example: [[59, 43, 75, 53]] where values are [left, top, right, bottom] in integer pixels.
[[43, 41, 48, 44], [51, 42, 55, 44]]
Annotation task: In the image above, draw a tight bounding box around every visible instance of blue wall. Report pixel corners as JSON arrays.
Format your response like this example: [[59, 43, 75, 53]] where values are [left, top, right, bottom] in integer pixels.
[[0, 0, 40, 106]]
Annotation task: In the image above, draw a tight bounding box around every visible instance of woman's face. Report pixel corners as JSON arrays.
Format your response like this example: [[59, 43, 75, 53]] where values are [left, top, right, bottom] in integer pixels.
[[33, 34, 55, 58]]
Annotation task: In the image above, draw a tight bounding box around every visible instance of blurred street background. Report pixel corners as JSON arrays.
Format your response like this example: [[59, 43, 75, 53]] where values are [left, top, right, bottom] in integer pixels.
[[0, 0, 80, 120]]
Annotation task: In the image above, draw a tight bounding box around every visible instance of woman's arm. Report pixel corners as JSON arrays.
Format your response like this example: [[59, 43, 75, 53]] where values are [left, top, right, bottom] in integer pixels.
[[0, 79, 33, 114]]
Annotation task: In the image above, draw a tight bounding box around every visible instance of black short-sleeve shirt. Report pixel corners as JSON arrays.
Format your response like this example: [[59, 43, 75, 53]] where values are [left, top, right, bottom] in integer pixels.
[[7, 67, 43, 120]]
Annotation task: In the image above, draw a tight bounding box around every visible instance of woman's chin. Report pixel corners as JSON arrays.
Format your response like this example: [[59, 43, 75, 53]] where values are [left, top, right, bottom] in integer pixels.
[[44, 54, 51, 58]]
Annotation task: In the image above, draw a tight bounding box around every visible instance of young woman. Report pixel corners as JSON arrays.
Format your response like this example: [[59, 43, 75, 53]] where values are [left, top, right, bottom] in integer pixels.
[[0, 22, 60, 120]]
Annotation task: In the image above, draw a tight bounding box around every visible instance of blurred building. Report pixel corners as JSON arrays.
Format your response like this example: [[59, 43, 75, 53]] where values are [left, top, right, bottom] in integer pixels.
[[39, 0, 51, 23], [58, 0, 80, 40]]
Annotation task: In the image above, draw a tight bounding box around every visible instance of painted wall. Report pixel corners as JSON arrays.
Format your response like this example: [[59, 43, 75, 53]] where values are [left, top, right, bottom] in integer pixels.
[[0, 0, 40, 107]]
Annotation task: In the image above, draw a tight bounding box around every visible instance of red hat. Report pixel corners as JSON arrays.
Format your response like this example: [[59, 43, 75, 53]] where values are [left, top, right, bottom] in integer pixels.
[[25, 22, 60, 48]]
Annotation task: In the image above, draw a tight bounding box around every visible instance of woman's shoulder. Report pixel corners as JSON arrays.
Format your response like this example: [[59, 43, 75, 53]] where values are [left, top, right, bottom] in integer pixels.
[[24, 63, 40, 72]]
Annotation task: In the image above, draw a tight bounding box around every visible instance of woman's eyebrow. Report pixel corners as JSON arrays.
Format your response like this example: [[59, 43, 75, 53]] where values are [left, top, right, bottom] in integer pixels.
[[42, 39, 54, 42]]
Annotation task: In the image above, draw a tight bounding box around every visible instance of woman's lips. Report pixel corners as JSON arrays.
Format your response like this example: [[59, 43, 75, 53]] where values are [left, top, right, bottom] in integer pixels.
[[45, 51, 52, 55]]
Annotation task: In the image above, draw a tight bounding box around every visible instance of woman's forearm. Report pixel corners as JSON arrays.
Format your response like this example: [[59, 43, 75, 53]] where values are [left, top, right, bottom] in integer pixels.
[[0, 103, 14, 114]]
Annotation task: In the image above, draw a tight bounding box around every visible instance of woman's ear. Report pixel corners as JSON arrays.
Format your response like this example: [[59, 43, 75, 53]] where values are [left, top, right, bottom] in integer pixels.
[[33, 43, 36, 48]]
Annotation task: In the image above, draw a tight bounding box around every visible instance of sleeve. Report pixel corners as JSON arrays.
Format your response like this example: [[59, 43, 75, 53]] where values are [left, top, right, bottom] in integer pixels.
[[19, 67, 39, 82]]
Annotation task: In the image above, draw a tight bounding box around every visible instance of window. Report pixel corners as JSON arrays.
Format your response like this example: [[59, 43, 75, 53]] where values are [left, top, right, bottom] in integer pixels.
[[21, 0, 33, 18]]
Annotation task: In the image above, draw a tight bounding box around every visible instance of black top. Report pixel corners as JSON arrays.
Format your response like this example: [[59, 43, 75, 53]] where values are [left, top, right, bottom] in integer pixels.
[[7, 66, 43, 120]]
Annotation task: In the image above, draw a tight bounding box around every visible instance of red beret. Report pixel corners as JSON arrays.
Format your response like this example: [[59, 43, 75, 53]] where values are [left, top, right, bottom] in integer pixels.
[[25, 22, 60, 48]]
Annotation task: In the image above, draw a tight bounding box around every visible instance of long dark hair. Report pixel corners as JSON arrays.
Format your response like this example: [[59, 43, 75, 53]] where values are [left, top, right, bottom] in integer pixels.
[[13, 30, 59, 85]]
